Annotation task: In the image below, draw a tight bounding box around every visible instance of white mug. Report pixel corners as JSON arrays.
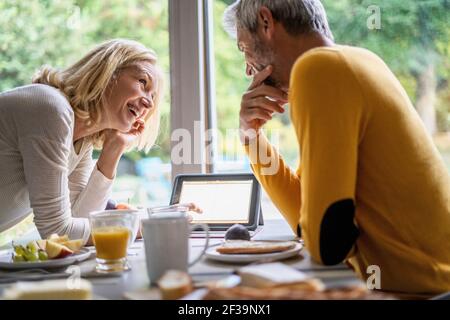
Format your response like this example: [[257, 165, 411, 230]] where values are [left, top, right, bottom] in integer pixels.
[[141, 211, 209, 284]]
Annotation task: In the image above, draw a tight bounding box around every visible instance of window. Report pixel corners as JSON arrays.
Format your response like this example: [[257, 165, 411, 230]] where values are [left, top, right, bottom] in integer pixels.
[[211, 0, 297, 220], [209, 0, 450, 220], [321, 0, 450, 169], [1, 0, 448, 244], [212, 0, 300, 175]]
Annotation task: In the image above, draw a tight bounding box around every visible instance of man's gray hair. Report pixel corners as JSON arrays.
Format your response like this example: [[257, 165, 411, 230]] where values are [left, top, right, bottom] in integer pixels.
[[223, 0, 334, 41]]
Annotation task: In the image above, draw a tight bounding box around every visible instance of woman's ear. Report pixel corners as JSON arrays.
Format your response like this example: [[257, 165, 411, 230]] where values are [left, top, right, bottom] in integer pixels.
[[258, 6, 275, 40]]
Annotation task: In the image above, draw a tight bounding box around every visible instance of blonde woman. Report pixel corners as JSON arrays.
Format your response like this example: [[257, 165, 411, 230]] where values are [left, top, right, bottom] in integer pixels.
[[0, 39, 163, 244]]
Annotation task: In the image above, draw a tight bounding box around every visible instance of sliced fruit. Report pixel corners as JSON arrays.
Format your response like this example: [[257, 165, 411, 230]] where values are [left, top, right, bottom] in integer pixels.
[[60, 239, 83, 252], [45, 241, 74, 259], [36, 239, 47, 251], [48, 234, 69, 243]]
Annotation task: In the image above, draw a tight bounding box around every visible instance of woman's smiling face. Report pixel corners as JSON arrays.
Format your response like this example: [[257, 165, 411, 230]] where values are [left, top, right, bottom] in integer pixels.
[[103, 62, 156, 132]]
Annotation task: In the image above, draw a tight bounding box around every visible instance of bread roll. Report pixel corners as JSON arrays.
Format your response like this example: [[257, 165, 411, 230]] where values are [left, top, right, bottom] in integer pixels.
[[157, 270, 193, 300]]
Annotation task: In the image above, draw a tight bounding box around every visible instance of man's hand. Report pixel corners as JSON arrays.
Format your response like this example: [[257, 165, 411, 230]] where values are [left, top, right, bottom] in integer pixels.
[[239, 65, 288, 144]]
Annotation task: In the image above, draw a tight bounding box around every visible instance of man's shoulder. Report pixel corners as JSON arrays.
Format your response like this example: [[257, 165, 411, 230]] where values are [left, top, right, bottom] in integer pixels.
[[294, 46, 342, 66], [290, 47, 343, 86], [289, 47, 341, 94], [292, 45, 378, 76], [288, 46, 369, 109]]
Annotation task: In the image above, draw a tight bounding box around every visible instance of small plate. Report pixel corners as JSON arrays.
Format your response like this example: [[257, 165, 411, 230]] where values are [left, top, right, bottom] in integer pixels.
[[0, 248, 92, 270], [205, 242, 303, 264]]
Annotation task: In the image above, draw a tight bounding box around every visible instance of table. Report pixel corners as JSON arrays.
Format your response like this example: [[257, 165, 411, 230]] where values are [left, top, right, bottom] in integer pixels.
[[87, 219, 361, 299], [0, 219, 363, 300]]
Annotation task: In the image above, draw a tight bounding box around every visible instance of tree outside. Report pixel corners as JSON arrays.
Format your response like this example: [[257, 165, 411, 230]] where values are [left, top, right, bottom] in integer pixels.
[[0, 0, 171, 245], [213, 0, 450, 170]]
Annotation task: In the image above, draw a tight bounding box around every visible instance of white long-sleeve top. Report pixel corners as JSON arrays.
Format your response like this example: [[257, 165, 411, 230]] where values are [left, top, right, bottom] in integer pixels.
[[0, 84, 113, 243]]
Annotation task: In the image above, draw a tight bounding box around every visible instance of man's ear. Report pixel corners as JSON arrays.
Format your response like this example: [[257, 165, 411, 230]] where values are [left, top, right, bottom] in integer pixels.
[[258, 6, 275, 40]]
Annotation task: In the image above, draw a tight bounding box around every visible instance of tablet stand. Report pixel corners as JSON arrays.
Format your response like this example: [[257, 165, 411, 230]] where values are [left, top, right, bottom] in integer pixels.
[[258, 207, 264, 226]]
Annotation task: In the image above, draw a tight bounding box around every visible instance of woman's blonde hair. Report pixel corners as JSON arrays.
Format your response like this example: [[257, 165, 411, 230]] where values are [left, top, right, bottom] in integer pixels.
[[32, 39, 164, 152]]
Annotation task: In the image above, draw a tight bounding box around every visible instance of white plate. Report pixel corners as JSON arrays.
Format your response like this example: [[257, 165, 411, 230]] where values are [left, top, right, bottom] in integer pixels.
[[205, 242, 303, 264], [0, 248, 92, 270]]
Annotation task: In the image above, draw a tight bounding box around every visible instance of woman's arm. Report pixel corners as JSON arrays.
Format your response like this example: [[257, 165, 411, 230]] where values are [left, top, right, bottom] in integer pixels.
[[18, 118, 91, 243], [97, 123, 145, 179], [96, 137, 126, 179], [69, 146, 113, 219], [70, 122, 145, 217]]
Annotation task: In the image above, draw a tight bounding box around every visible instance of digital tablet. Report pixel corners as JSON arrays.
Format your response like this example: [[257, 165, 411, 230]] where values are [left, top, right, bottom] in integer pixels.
[[170, 173, 263, 231]]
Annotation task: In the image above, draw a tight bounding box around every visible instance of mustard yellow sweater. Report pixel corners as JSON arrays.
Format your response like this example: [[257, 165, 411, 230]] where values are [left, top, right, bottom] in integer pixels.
[[246, 45, 450, 295]]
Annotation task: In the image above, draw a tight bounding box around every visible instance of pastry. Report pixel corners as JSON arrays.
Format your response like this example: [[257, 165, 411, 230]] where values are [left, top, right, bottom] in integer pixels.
[[216, 240, 296, 254]]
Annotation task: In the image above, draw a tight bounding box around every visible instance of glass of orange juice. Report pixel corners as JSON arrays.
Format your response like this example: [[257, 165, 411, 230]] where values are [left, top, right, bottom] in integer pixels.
[[89, 210, 137, 273]]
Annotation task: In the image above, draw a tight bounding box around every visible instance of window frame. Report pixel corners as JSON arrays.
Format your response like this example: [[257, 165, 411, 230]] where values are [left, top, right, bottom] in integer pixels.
[[168, 0, 217, 179]]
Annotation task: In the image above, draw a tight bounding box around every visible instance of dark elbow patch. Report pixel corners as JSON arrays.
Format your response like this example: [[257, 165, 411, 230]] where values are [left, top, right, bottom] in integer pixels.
[[319, 199, 359, 265], [297, 224, 302, 238]]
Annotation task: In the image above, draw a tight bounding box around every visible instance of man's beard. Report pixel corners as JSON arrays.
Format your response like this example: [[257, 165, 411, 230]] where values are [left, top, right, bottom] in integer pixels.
[[253, 38, 283, 89]]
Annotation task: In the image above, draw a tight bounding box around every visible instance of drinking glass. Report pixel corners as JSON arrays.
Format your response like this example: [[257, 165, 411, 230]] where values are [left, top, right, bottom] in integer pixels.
[[89, 210, 137, 273]]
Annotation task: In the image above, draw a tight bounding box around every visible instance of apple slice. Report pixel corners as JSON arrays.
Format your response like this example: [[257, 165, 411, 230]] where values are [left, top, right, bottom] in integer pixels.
[[36, 240, 47, 251], [48, 234, 70, 243], [45, 241, 74, 259], [61, 239, 83, 252], [48, 233, 60, 240]]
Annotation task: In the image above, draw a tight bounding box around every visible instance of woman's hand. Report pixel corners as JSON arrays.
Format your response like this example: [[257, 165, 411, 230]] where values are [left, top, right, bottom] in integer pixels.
[[97, 120, 145, 179], [180, 202, 203, 222], [181, 202, 203, 214], [103, 119, 146, 151]]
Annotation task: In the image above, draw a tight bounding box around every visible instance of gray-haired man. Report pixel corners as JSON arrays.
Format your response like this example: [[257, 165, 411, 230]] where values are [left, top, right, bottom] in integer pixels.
[[224, 0, 450, 296]]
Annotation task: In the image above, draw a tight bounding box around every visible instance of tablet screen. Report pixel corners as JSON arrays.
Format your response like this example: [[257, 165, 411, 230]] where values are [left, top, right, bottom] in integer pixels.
[[178, 180, 253, 224]]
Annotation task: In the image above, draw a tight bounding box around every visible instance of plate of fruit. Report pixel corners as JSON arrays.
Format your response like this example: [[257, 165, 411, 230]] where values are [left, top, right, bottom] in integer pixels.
[[0, 234, 91, 269]]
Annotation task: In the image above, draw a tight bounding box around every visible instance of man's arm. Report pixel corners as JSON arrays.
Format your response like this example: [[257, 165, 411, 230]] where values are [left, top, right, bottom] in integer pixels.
[[239, 65, 301, 235], [290, 50, 366, 265], [244, 135, 302, 236]]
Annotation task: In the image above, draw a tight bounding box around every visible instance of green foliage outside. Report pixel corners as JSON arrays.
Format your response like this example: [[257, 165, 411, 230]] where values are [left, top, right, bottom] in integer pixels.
[[212, 0, 450, 168], [1, 0, 448, 167], [323, 0, 449, 133], [0, 0, 172, 245], [0, 0, 171, 163]]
